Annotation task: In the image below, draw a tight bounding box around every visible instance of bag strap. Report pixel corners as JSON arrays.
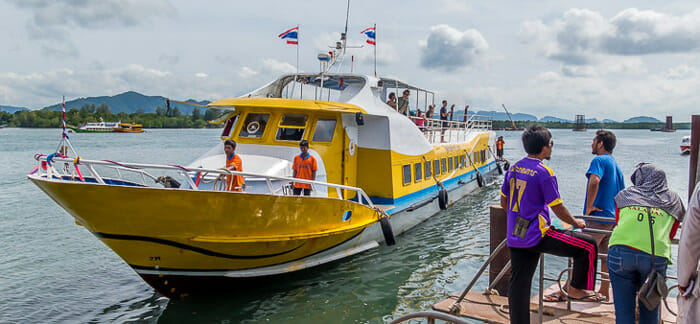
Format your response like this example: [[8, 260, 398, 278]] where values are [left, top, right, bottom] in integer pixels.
[[646, 206, 655, 265]]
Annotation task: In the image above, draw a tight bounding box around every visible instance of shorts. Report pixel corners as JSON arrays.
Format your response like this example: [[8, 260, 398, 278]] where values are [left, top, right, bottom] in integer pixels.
[[585, 220, 615, 256]]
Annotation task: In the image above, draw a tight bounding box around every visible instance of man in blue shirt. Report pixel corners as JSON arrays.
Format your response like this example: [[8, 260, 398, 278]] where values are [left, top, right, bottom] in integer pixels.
[[584, 129, 625, 301]]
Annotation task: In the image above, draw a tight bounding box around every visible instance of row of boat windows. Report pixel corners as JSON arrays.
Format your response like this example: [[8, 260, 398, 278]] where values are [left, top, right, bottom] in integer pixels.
[[401, 150, 488, 185], [222, 113, 337, 143]]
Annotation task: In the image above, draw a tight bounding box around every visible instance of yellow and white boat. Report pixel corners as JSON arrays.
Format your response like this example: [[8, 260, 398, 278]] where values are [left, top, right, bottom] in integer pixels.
[[29, 71, 504, 298]]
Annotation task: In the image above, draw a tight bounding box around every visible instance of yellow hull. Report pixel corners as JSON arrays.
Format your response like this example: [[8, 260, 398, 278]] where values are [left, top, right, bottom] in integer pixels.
[[30, 177, 380, 272]]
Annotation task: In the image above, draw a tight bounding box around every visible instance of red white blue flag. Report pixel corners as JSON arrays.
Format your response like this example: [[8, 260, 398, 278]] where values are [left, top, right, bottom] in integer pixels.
[[361, 26, 375, 45], [278, 26, 298, 45]]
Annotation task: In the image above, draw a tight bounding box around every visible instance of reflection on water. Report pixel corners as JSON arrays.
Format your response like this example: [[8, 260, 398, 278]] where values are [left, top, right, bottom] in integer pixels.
[[0, 128, 691, 323]]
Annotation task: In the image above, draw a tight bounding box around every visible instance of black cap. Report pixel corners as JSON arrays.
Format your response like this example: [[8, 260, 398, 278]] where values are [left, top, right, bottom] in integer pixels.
[[300, 140, 309, 147]]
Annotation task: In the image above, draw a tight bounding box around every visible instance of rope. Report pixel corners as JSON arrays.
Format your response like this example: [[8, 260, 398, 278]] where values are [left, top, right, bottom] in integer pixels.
[[169, 164, 191, 172]]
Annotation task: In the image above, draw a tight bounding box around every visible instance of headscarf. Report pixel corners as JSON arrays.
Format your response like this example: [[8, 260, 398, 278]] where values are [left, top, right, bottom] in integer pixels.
[[614, 163, 686, 221]]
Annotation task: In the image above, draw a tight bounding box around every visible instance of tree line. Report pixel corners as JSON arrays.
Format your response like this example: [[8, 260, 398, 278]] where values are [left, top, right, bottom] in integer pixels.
[[0, 103, 224, 128], [492, 120, 691, 130]]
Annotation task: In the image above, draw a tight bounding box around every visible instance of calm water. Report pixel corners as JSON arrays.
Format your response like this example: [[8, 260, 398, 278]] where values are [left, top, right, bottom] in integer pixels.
[[0, 128, 692, 323]]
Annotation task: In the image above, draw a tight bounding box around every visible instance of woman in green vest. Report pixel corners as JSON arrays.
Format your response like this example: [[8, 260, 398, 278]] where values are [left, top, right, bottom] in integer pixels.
[[608, 163, 685, 324]]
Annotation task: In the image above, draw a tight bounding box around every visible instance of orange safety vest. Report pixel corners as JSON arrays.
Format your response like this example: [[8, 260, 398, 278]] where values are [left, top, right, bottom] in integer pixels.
[[226, 153, 245, 191], [496, 139, 505, 150], [293, 153, 318, 189]]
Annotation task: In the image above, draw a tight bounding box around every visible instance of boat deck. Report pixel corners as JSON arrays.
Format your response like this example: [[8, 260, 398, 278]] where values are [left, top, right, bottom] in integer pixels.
[[432, 284, 678, 323]]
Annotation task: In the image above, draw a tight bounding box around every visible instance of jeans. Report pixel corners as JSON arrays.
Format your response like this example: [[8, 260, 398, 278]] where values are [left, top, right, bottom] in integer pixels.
[[607, 245, 668, 324]]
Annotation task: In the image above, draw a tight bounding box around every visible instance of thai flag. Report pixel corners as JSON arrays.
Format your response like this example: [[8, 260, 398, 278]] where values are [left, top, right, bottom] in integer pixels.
[[361, 26, 375, 45], [278, 26, 298, 45]]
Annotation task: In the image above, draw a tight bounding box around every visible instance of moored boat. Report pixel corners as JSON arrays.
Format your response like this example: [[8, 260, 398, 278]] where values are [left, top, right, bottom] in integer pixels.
[[28, 38, 505, 299], [682, 135, 691, 154], [114, 122, 144, 133], [68, 118, 120, 133]]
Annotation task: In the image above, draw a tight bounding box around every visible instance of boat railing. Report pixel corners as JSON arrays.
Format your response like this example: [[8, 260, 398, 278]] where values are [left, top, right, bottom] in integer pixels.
[[390, 214, 679, 324], [31, 155, 375, 208], [408, 115, 492, 144]]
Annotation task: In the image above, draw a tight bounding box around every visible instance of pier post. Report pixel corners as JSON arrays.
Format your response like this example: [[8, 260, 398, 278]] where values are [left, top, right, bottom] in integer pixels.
[[489, 205, 510, 296], [690, 115, 700, 199]]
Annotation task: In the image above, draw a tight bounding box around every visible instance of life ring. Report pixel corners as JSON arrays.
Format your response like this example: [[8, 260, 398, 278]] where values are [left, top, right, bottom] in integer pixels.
[[379, 216, 396, 246], [476, 172, 485, 187], [438, 187, 449, 210], [348, 140, 356, 156], [246, 121, 261, 134]]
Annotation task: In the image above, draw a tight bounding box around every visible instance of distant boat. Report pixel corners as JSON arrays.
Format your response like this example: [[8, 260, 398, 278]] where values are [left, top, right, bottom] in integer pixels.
[[0, 123, 7, 129], [68, 118, 143, 133], [681, 135, 691, 155]]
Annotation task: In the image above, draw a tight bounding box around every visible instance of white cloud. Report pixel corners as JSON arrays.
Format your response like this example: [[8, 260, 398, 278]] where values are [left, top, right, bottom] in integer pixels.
[[520, 8, 700, 65], [195, 72, 208, 78], [419, 24, 489, 71]]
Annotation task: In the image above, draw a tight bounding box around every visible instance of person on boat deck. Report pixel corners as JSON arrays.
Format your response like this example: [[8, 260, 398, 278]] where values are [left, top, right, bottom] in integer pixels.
[[501, 125, 600, 324], [426, 104, 435, 119], [496, 136, 505, 160], [414, 108, 427, 129], [678, 184, 700, 323], [386, 92, 397, 110], [223, 139, 244, 191], [397, 90, 410, 117], [582, 129, 625, 302], [439, 100, 449, 142], [608, 163, 684, 324], [292, 140, 317, 196]]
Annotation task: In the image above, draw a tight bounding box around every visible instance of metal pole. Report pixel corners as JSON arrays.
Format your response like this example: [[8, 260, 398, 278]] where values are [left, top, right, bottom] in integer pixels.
[[690, 115, 700, 199], [538, 255, 544, 324], [449, 239, 507, 313], [373, 23, 377, 77]]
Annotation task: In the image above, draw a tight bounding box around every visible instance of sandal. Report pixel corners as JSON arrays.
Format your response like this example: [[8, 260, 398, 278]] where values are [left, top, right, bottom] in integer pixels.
[[543, 291, 567, 302], [568, 293, 604, 302]]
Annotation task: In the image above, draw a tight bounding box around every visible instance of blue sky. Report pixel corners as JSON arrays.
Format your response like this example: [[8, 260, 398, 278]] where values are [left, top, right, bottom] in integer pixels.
[[1, 0, 699, 121]]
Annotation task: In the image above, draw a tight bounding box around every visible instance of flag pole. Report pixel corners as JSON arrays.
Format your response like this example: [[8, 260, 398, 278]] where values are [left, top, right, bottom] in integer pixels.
[[373, 23, 377, 77]]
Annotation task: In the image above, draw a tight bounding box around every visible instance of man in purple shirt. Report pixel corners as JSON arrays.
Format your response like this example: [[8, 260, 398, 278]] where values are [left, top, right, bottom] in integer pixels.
[[500, 125, 601, 324]]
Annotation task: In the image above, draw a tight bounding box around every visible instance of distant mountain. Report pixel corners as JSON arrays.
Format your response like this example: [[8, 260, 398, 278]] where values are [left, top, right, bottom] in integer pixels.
[[602, 119, 618, 123], [624, 116, 661, 123], [0, 105, 29, 113], [539, 116, 571, 123], [585, 118, 599, 123], [472, 110, 538, 121], [42, 91, 210, 114]]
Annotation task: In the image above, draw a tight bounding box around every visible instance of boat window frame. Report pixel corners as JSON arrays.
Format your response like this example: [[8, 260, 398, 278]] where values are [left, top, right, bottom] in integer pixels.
[[454, 156, 459, 169], [220, 114, 240, 138], [460, 155, 465, 168], [414, 162, 422, 183], [311, 117, 338, 143], [433, 159, 440, 175], [402, 164, 412, 186], [441, 158, 447, 174], [275, 113, 308, 142], [448, 156, 453, 171], [238, 112, 271, 139], [481, 150, 486, 163], [425, 160, 432, 179]]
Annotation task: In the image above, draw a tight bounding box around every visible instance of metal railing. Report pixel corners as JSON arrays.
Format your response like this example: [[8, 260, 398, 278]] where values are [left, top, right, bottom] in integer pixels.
[[391, 214, 680, 324], [31, 155, 375, 208], [408, 115, 492, 144]]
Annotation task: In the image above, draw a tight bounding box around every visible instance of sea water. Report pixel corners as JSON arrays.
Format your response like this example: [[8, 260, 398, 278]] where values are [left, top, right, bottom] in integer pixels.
[[0, 128, 692, 323]]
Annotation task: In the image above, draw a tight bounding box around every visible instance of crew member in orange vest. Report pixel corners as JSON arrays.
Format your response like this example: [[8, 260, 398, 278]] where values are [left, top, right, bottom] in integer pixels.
[[224, 139, 244, 191], [496, 136, 505, 161], [292, 140, 317, 196]]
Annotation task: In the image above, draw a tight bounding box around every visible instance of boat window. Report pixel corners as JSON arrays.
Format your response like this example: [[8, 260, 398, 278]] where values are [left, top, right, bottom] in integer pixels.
[[448, 157, 453, 171], [414, 163, 422, 182], [402, 165, 411, 185], [481, 150, 486, 162], [433, 160, 440, 175], [474, 152, 479, 164], [221, 115, 239, 137], [276, 114, 308, 141], [454, 156, 459, 169], [460, 155, 465, 168], [441, 158, 447, 173], [239, 113, 269, 138], [425, 161, 432, 179], [312, 119, 336, 142]]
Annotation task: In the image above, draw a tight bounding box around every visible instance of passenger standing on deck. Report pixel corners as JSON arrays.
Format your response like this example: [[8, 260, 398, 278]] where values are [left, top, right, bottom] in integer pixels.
[[608, 163, 684, 324], [223, 139, 245, 191], [292, 140, 317, 196], [397, 90, 410, 117], [386, 92, 397, 110], [440, 100, 449, 143], [678, 184, 700, 323], [583, 130, 625, 302], [496, 136, 505, 160], [414, 108, 427, 130], [501, 125, 600, 324]]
